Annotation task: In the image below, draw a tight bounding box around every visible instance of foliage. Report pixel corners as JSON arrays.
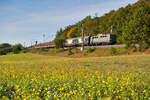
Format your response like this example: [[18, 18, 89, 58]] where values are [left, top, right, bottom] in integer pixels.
[[67, 27, 76, 38], [12, 44, 23, 54], [0, 49, 7, 55], [138, 41, 149, 52], [0, 43, 12, 55], [110, 47, 117, 55], [0, 54, 150, 99], [0, 43, 11, 49], [51, 48, 64, 53], [68, 47, 73, 55], [21, 49, 28, 53], [54, 38, 65, 48], [55, 0, 150, 46], [38, 48, 49, 52], [123, 2, 150, 50], [87, 48, 95, 53]]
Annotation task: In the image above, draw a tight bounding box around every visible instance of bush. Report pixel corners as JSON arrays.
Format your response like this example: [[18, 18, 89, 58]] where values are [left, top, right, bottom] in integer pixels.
[[55, 48, 64, 53], [68, 47, 73, 55], [49, 48, 64, 53], [75, 48, 80, 53], [110, 47, 117, 55], [0, 49, 7, 55], [87, 48, 95, 53], [38, 48, 49, 52], [54, 38, 65, 48], [21, 49, 28, 53], [138, 41, 149, 52], [0, 43, 12, 55], [0, 43, 11, 49], [12, 44, 23, 54]]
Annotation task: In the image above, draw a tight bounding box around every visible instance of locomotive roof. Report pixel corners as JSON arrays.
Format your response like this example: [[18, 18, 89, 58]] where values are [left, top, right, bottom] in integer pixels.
[[66, 34, 115, 40], [97, 34, 114, 36], [66, 36, 89, 40]]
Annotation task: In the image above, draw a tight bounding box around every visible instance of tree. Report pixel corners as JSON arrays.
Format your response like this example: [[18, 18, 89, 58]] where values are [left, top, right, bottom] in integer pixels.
[[12, 44, 23, 54], [54, 38, 65, 48], [123, 2, 150, 50], [0, 43, 12, 55], [54, 0, 150, 45], [0, 49, 7, 55], [0, 43, 11, 49], [84, 17, 100, 36], [67, 27, 76, 38]]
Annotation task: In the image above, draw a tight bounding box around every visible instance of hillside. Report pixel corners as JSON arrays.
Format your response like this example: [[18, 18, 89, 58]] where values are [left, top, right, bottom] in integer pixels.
[[55, 0, 150, 44]]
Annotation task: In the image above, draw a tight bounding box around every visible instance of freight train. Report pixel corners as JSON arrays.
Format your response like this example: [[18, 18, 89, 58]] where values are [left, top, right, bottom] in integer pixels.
[[32, 34, 116, 48], [65, 34, 116, 47]]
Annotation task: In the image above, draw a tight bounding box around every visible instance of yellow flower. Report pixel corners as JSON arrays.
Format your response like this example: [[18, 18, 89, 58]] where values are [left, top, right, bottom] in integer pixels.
[[45, 88, 48, 91], [143, 90, 146, 93], [54, 94, 57, 98], [105, 97, 111, 100], [21, 91, 24, 95], [33, 88, 35, 92], [102, 80, 105, 83], [131, 90, 135, 96], [88, 93, 91, 97], [81, 93, 84, 96], [2, 96, 6, 99], [81, 88, 84, 91], [70, 91, 73, 95], [97, 90, 101, 95], [15, 85, 19, 89], [67, 93, 70, 97], [104, 91, 107, 95]]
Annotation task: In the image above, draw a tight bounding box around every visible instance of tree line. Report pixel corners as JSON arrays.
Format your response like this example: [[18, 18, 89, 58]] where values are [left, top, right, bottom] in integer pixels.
[[0, 43, 24, 55], [54, 0, 150, 51]]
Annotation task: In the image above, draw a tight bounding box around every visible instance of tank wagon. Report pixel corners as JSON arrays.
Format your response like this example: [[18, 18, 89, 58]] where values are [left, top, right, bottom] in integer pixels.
[[65, 34, 116, 47]]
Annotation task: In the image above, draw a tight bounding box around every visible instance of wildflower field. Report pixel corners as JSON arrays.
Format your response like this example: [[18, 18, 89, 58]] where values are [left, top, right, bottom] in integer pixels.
[[0, 54, 150, 100]]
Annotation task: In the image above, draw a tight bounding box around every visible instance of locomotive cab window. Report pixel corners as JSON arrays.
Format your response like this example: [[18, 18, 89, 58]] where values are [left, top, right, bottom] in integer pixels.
[[73, 39, 78, 43]]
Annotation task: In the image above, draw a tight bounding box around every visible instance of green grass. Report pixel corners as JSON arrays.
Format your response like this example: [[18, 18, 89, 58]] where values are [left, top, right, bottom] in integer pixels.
[[0, 53, 150, 99]]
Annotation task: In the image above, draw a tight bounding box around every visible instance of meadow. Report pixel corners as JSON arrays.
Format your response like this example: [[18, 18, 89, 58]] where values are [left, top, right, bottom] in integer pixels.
[[0, 53, 150, 100]]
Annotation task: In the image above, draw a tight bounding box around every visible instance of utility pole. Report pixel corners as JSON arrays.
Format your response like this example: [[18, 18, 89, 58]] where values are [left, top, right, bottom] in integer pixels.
[[30, 41, 33, 47], [95, 13, 98, 18], [51, 34, 54, 41], [81, 24, 84, 51], [43, 34, 45, 43], [24, 42, 26, 48], [35, 41, 38, 45], [111, 26, 113, 34]]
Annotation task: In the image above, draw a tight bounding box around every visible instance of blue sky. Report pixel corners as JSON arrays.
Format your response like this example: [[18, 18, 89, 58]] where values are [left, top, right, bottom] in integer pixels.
[[0, 0, 138, 46]]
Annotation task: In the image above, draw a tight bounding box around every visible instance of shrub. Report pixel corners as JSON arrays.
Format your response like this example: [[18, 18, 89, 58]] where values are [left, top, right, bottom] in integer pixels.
[[55, 48, 64, 53], [138, 41, 149, 52], [0, 43, 11, 49], [87, 48, 95, 53], [0, 49, 7, 55], [21, 49, 28, 53], [75, 48, 80, 53], [68, 47, 73, 55], [12, 44, 23, 54], [38, 48, 49, 52], [110, 47, 117, 55], [0, 43, 12, 55], [54, 38, 65, 48], [49, 48, 64, 53]]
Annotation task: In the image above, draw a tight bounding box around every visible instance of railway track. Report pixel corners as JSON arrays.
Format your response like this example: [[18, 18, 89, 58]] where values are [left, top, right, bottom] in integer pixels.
[[31, 44, 126, 49], [83, 44, 126, 48]]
